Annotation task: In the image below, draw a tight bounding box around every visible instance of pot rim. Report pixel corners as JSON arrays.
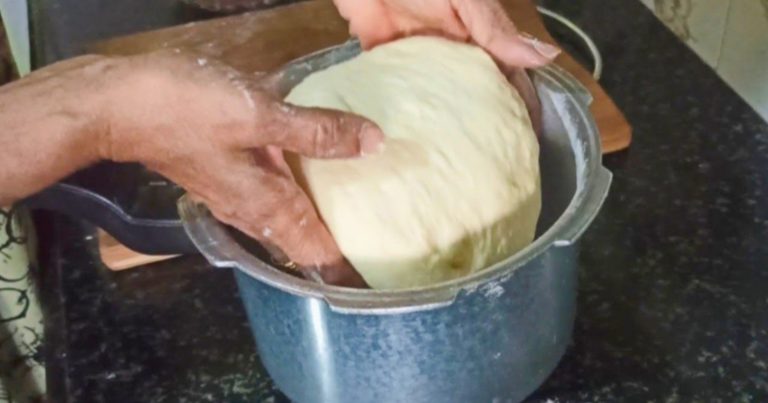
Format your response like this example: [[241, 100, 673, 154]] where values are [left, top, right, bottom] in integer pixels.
[[178, 40, 612, 314]]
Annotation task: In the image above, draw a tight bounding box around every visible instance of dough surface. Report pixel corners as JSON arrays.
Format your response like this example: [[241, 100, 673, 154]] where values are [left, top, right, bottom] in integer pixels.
[[286, 37, 541, 290]]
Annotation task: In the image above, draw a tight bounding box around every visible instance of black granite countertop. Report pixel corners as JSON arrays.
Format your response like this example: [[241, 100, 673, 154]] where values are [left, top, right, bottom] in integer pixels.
[[33, 0, 768, 402]]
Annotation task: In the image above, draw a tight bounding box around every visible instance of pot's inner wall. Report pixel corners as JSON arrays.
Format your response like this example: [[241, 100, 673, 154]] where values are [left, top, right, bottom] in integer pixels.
[[535, 86, 578, 237]]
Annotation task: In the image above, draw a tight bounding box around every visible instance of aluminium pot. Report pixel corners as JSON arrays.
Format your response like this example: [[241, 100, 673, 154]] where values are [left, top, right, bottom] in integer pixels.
[[178, 40, 612, 403]]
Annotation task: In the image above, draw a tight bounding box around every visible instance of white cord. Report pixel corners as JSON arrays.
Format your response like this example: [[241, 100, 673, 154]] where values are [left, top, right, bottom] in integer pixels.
[[536, 6, 603, 80]]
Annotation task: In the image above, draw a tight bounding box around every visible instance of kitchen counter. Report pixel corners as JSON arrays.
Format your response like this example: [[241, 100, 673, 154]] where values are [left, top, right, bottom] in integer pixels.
[[34, 0, 768, 401]]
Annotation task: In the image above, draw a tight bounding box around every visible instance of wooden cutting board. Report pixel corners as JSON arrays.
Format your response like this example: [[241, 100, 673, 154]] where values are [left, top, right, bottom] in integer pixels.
[[93, 0, 632, 271]]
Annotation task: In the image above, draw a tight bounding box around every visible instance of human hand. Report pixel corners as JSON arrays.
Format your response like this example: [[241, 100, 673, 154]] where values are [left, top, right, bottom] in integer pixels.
[[333, 0, 560, 68], [333, 0, 556, 135], [97, 51, 382, 287]]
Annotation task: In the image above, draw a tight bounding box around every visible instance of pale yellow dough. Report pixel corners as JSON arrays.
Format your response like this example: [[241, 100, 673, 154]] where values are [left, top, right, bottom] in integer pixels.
[[286, 37, 541, 290]]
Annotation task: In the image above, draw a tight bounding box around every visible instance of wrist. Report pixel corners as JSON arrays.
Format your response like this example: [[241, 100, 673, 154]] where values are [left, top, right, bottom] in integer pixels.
[[89, 53, 178, 165], [81, 55, 131, 162], [0, 54, 126, 202]]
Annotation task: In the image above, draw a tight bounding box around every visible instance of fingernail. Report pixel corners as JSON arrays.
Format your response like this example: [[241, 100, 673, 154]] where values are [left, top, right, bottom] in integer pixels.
[[360, 123, 385, 155], [519, 33, 561, 59]]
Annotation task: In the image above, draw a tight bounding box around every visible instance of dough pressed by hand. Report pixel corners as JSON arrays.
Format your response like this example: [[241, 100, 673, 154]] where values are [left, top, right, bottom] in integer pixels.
[[286, 37, 541, 290]]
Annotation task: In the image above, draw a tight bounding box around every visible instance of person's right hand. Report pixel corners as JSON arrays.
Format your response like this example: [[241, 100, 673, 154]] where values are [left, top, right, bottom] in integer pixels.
[[333, 0, 555, 136], [99, 51, 383, 287], [333, 0, 560, 68]]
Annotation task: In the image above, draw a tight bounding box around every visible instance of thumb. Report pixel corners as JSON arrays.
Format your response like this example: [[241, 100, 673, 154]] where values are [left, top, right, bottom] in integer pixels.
[[451, 0, 561, 68], [262, 101, 384, 158]]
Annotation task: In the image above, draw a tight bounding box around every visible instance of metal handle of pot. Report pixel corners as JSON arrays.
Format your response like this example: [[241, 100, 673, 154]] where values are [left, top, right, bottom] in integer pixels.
[[323, 289, 459, 315], [23, 183, 197, 255], [554, 166, 612, 247]]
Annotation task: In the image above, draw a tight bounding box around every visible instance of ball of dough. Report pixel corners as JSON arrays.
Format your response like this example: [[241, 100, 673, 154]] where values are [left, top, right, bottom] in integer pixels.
[[286, 37, 541, 290]]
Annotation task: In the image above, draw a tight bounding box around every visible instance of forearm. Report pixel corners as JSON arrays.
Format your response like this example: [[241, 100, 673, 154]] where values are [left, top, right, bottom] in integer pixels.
[[0, 55, 113, 204]]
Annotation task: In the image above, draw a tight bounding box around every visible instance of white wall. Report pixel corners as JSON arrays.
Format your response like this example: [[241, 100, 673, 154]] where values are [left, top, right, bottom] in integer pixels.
[[640, 0, 768, 122]]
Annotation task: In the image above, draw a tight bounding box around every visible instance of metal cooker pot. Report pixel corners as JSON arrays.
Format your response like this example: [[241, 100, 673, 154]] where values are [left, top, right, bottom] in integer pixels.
[[178, 40, 612, 403]]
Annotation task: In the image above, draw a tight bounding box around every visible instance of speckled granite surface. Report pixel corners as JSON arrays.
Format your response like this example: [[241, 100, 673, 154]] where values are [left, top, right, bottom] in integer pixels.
[[34, 0, 768, 402]]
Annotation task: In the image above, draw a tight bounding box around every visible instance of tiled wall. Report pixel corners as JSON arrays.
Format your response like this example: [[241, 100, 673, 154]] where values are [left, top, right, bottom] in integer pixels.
[[639, 0, 768, 122]]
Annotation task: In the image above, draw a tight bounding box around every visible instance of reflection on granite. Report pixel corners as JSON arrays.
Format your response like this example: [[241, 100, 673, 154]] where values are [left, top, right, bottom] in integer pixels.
[[37, 0, 768, 401], [44, 219, 287, 402]]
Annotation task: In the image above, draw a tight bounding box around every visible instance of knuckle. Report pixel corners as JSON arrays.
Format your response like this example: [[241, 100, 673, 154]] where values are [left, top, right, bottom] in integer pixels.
[[312, 116, 343, 155]]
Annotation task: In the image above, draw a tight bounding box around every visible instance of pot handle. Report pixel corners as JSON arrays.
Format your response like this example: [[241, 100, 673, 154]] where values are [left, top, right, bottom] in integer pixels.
[[323, 288, 459, 315], [23, 183, 197, 255], [554, 166, 612, 247]]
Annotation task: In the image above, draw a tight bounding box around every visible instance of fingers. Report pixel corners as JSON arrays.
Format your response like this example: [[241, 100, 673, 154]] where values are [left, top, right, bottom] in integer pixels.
[[504, 67, 542, 137], [195, 154, 368, 287], [303, 261, 370, 288], [333, 0, 399, 49], [334, 0, 559, 67], [450, 0, 560, 68], [257, 100, 384, 159]]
